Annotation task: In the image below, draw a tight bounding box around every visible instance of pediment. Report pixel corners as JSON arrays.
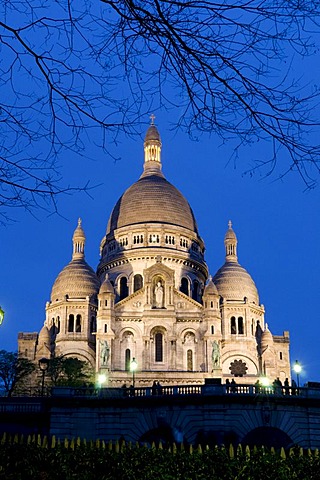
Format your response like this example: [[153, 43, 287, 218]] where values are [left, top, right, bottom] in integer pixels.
[[173, 288, 203, 312], [143, 259, 175, 285], [115, 287, 145, 312]]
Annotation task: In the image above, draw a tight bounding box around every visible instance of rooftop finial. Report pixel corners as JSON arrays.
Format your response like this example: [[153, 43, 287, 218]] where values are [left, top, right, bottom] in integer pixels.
[[224, 220, 238, 262], [150, 113, 156, 125], [72, 218, 85, 260]]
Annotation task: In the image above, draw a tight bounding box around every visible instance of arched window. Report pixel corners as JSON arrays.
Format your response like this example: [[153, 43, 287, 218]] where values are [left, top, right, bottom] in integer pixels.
[[68, 314, 74, 332], [125, 349, 131, 371], [90, 316, 96, 333], [119, 277, 128, 300], [231, 316, 236, 334], [76, 314, 82, 332], [155, 333, 163, 362], [238, 317, 244, 335], [192, 280, 199, 301], [187, 350, 193, 371], [134, 274, 143, 292], [180, 277, 189, 296], [211, 325, 215, 335], [56, 316, 60, 334]]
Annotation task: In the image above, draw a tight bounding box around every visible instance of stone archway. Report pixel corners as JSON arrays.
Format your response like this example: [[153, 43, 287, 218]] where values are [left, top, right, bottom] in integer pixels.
[[242, 426, 293, 449]]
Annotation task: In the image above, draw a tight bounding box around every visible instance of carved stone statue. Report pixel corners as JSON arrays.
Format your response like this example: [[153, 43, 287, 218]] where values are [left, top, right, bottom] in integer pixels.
[[154, 281, 164, 308], [212, 340, 220, 368], [100, 340, 110, 367]]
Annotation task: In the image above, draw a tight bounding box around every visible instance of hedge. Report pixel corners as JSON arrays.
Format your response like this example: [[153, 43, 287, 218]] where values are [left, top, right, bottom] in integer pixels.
[[0, 433, 319, 479]]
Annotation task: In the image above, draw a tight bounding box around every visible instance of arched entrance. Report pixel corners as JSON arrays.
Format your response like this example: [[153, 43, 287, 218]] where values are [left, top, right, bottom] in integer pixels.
[[242, 427, 293, 449]]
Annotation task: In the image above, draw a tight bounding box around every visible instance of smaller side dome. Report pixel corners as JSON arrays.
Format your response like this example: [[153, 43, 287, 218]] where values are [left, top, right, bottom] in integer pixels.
[[213, 222, 259, 304], [261, 324, 274, 351], [38, 324, 51, 345], [50, 220, 100, 301], [203, 276, 219, 296], [99, 274, 114, 294]]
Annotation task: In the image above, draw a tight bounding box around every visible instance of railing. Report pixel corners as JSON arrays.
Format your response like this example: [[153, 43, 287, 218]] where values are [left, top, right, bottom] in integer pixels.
[[50, 383, 316, 399]]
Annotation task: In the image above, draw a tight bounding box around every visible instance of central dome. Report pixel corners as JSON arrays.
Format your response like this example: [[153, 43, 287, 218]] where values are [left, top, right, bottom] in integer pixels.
[[106, 123, 199, 236], [107, 174, 198, 235]]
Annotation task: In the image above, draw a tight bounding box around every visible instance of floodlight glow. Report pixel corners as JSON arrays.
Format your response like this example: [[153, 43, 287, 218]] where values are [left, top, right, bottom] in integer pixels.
[[293, 361, 302, 374], [130, 358, 138, 372], [98, 374, 107, 384], [260, 376, 270, 387]]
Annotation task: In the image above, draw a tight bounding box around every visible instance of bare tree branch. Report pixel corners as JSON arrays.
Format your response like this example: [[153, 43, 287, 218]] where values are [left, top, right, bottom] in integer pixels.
[[1, 0, 320, 223]]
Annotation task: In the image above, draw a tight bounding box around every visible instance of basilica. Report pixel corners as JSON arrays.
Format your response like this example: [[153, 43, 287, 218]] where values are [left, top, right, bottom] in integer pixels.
[[18, 122, 291, 387]]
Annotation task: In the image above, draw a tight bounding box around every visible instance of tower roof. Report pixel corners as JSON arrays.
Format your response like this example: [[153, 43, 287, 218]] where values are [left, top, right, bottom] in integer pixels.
[[106, 120, 199, 236], [212, 222, 259, 304], [50, 220, 100, 301]]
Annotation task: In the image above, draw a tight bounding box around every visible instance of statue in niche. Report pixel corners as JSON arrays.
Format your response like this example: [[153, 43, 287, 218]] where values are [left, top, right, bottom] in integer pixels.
[[211, 340, 220, 369], [100, 339, 110, 367], [154, 281, 164, 308], [184, 332, 195, 344]]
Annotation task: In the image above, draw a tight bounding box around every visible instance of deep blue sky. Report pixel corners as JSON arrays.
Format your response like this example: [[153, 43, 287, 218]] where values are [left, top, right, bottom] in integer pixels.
[[1, 112, 319, 384]]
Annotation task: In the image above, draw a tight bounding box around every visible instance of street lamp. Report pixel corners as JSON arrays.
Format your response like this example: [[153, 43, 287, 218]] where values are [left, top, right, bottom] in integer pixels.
[[259, 376, 270, 387], [130, 358, 138, 387], [293, 360, 302, 388], [38, 357, 49, 396], [97, 373, 107, 388]]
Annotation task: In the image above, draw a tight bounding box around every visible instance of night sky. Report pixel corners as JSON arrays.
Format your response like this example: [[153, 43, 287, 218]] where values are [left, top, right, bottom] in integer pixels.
[[1, 114, 319, 384]]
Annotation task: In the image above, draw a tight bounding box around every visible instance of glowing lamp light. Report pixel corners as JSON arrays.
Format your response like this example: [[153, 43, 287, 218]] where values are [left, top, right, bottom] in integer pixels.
[[98, 374, 107, 386], [260, 376, 270, 387], [293, 360, 302, 374], [130, 357, 138, 387], [293, 360, 302, 388], [0, 306, 4, 325]]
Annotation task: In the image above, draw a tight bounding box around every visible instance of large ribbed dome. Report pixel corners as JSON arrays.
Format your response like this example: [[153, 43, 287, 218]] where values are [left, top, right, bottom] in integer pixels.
[[51, 259, 100, 301], [107, 175, 198, 234], [50, 219, 100, 301], [106, 123, 198, 235], [212, 262, 259, 304]]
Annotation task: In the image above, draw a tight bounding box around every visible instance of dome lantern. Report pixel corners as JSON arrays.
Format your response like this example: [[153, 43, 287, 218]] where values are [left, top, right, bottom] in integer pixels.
[[50, 220, 100, 302], [224, 220, 238, 262], [213, 222, 259, 304], [142, 114, 163, 178], [72, 218, 85, 260]]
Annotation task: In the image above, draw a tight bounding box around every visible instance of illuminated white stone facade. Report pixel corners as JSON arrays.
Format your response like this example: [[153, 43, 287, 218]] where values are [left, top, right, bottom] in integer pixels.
[[18, 122, 291, 386]]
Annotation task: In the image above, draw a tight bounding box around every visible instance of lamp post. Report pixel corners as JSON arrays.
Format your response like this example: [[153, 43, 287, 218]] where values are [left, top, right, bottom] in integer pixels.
[[97, 373, 107, 389], [38, 357, 49, 396], [293, 360, 302, 389], [130, 357, 138, 387]]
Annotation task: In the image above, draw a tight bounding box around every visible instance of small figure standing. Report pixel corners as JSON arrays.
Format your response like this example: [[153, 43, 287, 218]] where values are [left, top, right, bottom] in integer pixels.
[[211, 340, 220, 369], [284, 378, 289, 395], [226, 378, 230, 393], [231, 379, 237, 393], [100, 340, 110, 367], [154, 281, 164, 308]]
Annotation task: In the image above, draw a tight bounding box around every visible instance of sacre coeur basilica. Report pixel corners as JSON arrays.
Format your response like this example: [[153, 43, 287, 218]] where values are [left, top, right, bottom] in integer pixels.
[[18, 121, 291, 387]]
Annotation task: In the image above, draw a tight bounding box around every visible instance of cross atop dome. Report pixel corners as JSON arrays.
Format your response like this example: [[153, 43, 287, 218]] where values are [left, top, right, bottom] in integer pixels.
[[72, 218, 86, 260], [142, 118, 163, 178], [224, 220, 238, 262], [150, 113, 156, 125]]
